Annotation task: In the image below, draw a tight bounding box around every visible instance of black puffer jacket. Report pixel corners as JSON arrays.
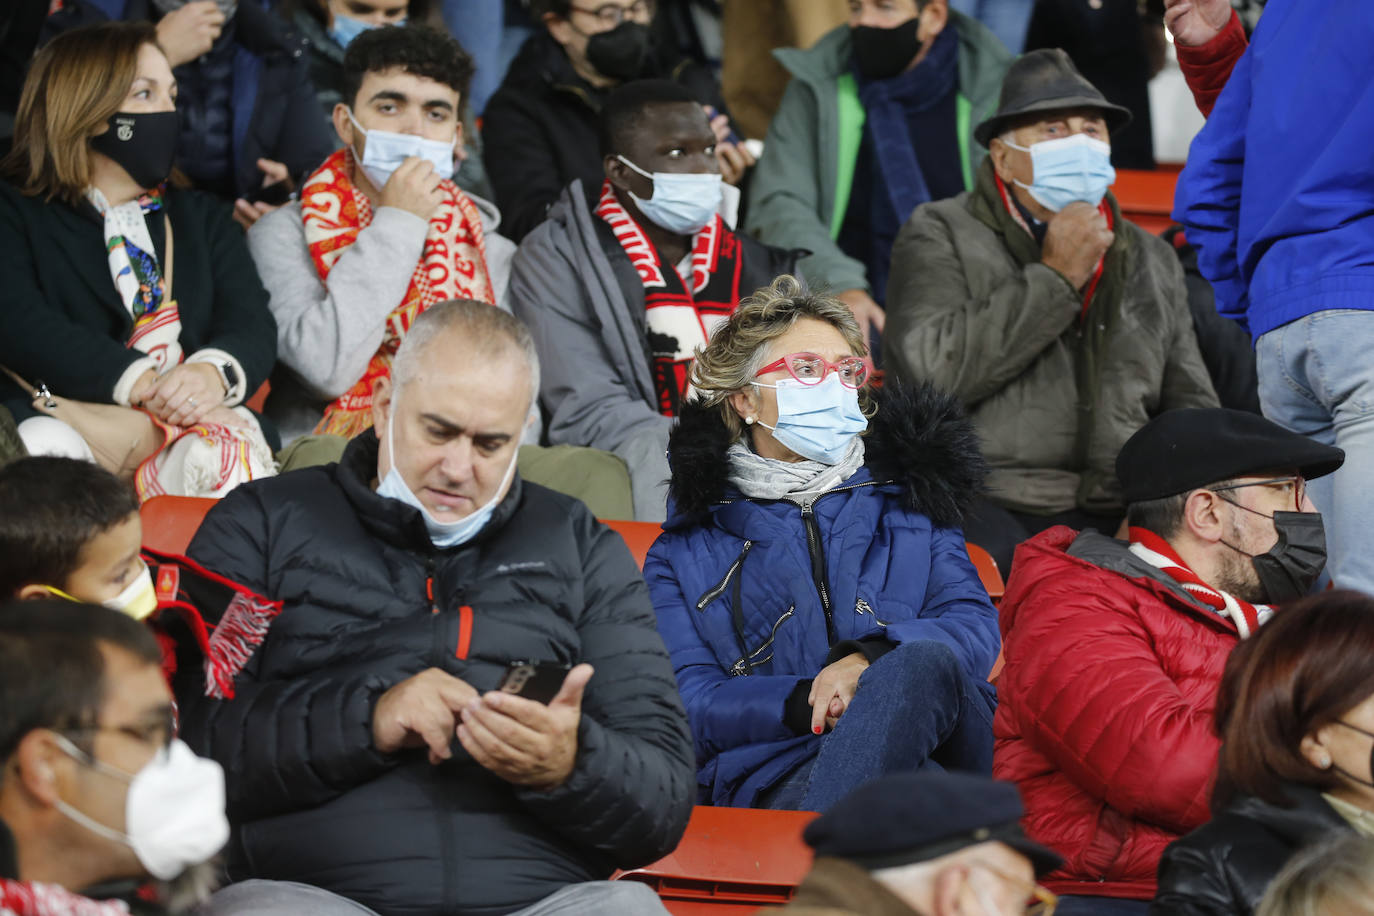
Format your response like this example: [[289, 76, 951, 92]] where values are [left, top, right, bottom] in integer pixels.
[[1150, 784, 1353, 915], [178, 431, 695, 916]]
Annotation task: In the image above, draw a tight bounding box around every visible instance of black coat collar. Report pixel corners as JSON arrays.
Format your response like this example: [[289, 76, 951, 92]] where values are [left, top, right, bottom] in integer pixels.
[[665, 379, 986, 528], [337, 430, 525, 554], [1226, 783, 1354, 844]]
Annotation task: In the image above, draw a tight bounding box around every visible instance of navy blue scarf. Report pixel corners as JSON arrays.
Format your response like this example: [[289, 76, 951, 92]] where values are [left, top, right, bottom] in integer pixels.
[[854, 26, 960, 300]]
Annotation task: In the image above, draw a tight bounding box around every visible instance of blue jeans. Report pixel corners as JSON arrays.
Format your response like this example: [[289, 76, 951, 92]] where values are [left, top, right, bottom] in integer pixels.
[[760, 640, 995, 812], [948, 0, 1033, 52], [1256, 310, 1374, 595], [1053, 896, 1150, 915]]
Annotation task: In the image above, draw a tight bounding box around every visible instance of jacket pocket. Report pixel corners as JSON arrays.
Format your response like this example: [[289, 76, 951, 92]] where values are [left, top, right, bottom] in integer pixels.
[[728, 605, 796, 676]]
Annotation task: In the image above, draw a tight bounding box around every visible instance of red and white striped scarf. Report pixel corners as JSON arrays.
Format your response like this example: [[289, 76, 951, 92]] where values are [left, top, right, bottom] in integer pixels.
[[1128, 526, 1274, 638], [593, 179, 743, 416]]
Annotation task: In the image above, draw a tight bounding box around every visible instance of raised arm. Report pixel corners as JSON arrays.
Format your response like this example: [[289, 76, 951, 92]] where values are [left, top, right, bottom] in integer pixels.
[[1172, 46, 1254, 329], [247, 204, 427, 399], [883, 204, 1080, 406]]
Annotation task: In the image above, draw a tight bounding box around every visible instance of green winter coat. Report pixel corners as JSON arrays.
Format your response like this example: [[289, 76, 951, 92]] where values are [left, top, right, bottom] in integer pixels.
[[883, 160, 1219, 516], [744, 13, 1012, 296]]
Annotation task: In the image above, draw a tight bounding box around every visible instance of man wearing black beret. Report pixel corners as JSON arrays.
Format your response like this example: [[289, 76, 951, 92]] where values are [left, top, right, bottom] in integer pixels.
[[781, 771, 1061, 915], [992, 408, 1342, 914]]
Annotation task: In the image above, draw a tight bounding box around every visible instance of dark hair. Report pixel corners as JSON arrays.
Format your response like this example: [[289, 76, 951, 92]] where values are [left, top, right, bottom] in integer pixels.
[[0, 598, 161, 766], [529, 0, 663, 19], [529, 0, 573, 17], [1125, 492, 1189, 538], [0, 457, 140, 597], [1125, 478, 1236, 539], [340, 25, 475, 111], [1213, 590, 1374, 809], [280, 0, 440, 30], [597, 78, 700, 158]]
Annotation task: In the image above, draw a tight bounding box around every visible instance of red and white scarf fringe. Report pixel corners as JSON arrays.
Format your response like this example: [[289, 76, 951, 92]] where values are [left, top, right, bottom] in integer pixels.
[[1128, 526, 1273, 638]]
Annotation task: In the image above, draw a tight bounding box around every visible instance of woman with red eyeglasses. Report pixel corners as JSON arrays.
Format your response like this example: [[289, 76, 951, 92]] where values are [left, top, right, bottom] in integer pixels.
[[644, 275, 1000, 812]]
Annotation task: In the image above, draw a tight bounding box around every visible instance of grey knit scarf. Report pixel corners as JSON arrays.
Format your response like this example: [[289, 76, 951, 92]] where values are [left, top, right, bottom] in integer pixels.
[[726, 435, 866, 506]]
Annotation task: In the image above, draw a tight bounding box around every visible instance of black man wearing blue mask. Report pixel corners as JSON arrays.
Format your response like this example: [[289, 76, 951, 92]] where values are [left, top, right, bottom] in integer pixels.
[[883, 49, 1219, 572], [508, 80, 798, 522]]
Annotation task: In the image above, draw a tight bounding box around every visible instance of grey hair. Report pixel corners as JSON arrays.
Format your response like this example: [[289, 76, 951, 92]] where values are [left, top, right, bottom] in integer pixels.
[[1256, 833, 1374, 916], [689, 275, 873, 441], [391, 300, 541, 415]]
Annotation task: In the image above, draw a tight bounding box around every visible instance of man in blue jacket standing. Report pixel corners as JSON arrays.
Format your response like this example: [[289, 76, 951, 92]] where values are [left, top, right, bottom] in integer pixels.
[[1173, 0, 1374, 595]]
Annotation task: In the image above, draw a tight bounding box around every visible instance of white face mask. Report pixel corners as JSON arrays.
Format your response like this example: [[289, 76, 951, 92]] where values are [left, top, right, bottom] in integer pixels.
[[103, 562, 157, 621], [1001, 132, 1115, 212], [375, 390, 520, 549], [616, 155, 723, 235], [52, 736, 229, 881], [347, 108, 456, 190], [750, 374, 869, 465]]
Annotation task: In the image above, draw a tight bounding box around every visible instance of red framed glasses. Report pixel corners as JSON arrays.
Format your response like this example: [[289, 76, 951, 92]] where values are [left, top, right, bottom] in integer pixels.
[[754, 352, 872, 389]]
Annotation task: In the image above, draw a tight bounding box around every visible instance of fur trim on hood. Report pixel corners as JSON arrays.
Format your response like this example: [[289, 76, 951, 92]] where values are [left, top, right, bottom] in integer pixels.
[[666, 380, 987, 528]]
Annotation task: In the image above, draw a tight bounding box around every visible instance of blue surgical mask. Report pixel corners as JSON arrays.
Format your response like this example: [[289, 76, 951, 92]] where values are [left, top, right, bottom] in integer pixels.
[[1003, 133, 1116, 213], [752, 374, 868, 465], [348, 108, 455, 190], [616, 155, 723, 235], [375, 393, 519, 549], [329, 13, 374, 49]]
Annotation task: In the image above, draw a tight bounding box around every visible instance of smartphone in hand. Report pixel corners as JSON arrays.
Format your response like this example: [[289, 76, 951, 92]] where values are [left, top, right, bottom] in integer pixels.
[[246, 178, 295, 207], [497, 660, 570, 704]]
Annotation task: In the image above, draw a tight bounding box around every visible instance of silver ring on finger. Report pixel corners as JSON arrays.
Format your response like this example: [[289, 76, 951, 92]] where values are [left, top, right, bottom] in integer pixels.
[[186, 397, 197, 408]]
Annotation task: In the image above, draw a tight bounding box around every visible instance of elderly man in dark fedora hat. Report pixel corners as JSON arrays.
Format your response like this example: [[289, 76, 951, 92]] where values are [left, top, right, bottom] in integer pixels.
[[994, 407, 1342, 913], [882, 49, 1218, 573], [780, 770, 1062, 915]]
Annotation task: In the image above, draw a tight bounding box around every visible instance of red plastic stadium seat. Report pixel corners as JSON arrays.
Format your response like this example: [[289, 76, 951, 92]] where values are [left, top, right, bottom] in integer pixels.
[[140, 495, 216, 555], [1111, 169, 1178, 235], [142, 498, 666, 568], [604, 518, 661, 570], [965, 543, 1003, 604], [614, 806, 817, 913], [245, 381, 271, 414]]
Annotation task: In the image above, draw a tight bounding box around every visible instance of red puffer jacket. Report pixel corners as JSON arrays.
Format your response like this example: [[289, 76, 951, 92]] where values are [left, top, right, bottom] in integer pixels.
[[993, 527, 1240, 900]]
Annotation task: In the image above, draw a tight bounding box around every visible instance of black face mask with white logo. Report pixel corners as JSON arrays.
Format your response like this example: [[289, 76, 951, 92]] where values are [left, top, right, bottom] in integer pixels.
[[90, 110, 180, 191]]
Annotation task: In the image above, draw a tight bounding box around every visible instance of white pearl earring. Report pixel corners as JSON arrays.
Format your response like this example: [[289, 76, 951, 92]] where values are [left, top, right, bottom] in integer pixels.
[[1318, 753, 1332, 769], [745, 416, 755, 425]]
